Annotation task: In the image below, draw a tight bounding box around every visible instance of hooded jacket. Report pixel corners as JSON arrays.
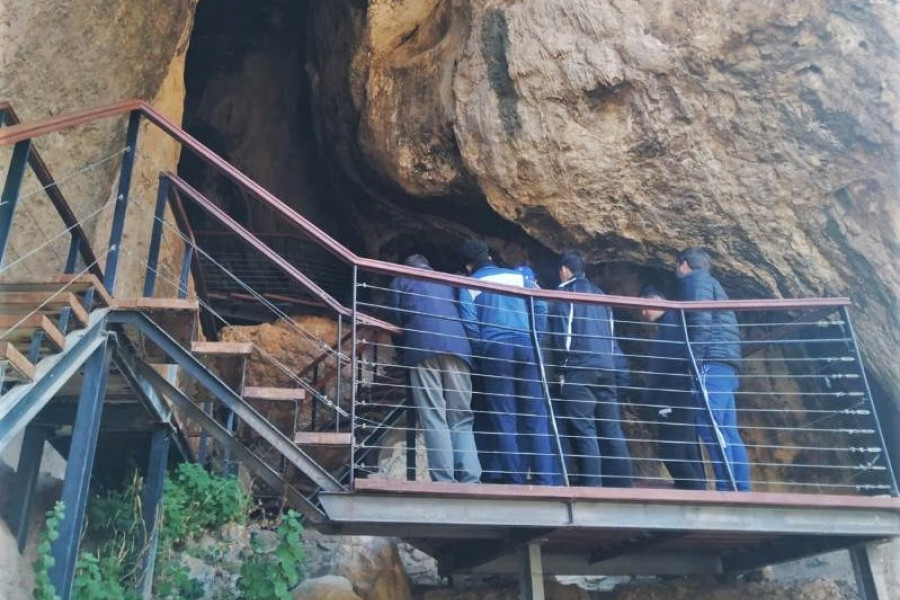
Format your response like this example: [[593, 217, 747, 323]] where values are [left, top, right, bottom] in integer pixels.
[[676, 268, 741, 367]]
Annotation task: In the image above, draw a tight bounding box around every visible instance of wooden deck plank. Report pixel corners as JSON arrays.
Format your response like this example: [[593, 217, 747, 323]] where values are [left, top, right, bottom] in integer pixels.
[[352, 479, 900, 512], [0, 291, 89, 326], [0, 273, 112, 306], [0, 314, 66, 351], [0, 340, 35, 381]]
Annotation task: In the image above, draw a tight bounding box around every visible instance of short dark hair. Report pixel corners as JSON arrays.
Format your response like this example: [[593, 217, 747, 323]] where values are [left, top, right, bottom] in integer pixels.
[[559, 251, 585, 276], [639, 284, 666, 299], [403, 254, 430, 269], [460, 239, 490, 265], [676, 247, 711, 270]]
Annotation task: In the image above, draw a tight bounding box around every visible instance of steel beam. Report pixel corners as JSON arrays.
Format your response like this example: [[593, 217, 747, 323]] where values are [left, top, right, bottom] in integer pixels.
[[135, 359, 326, 522], [0, 139, 31, 267], [103, 110, 140, 293], [6, 424, 47, 550], [317, 492, 900, 538], [850, 542, 893, 600], [49, 341, 110, 600], [519, 542, 545, 600], [137, 427, 169, 598], [0, 310, 109, 451], [476, 550, 722, 577], [107, 310, 342, 492]]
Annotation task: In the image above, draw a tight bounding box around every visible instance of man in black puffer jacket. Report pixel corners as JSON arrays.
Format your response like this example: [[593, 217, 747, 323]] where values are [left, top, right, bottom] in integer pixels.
[[676, 247, 750, 491], [549, 252, 632, 487]]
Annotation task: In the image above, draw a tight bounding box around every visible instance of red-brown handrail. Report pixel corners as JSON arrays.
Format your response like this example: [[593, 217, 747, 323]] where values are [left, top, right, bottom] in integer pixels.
[[0, 100, 852, 313], [0, 102, 104, 281]]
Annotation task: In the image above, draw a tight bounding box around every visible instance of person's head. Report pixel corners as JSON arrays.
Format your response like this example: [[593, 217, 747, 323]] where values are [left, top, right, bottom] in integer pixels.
[[558, 251, 585, 283], [403, 254, 431, 269], [675, 247, 711, 278], [460, 239, 490, 274], [639, 284, 667, 322]]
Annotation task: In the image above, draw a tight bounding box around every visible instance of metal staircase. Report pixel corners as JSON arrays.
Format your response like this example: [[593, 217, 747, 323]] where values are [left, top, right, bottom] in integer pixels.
[[1, 100, 898, 600]]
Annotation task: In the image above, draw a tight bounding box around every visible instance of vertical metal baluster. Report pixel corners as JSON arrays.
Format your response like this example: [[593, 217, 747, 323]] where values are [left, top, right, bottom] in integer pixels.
[[143, 177, 169, 297], [841, 306, 899, 496], [529, 296, 569, 486], [349, 266, 359, 488], [0, 140, 32, 268], [335, 315, 343, 433], [103, 110, 141, 293]]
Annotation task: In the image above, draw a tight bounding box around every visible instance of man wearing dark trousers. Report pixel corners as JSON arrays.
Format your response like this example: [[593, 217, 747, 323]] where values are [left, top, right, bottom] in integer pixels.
[[550, 252, 632, 487], [388, 254, 482, 483], [639, 285, 706, 490], [676, 247, 750, 491], [459, 240, 560, 486]]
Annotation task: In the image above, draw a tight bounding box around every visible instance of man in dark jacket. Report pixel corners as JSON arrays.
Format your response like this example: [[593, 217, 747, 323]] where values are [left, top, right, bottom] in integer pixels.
[[676, 247, 750, 491], [639, 285, 706, 490], [549, 252, 632, 487], [459, 240, 560, 486], [388, 254, 481, 483]]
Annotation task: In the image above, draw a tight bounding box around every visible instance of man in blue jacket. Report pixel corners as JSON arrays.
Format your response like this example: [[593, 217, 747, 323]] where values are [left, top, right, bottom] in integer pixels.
[[459, 240, 560, 485], [388, 254, 481, 483], [639, 285, 706, 490], [550, 252, 632, 487], [676, 247, 750, 491]]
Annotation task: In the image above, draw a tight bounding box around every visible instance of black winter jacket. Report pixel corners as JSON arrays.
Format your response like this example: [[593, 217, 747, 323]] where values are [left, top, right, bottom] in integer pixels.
[[643, 309, 693, 408], [549, 276, 616, 372], [676, 269, 741, 368]]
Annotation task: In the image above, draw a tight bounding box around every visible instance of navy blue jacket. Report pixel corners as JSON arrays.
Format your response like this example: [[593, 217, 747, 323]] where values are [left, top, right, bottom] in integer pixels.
[[388, 271, 472, 368], [643, 309, 693, 408], [677, 269, 741, 368], [549, 276, 616, 372], [459, 263, 547, 349]]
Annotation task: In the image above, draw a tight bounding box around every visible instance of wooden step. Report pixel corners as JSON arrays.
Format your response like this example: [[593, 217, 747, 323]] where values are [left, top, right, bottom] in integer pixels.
[[191, 341, 252, 398], [0, 341, 35, 382], [0, 314, 66, 352], [0, 291, 89, 326], [0, 273, 112, 306], [243, 386, 306, 402], [112, 298, 198, 361], [191, 341, 253, 357], [293, 431, 351, 446]]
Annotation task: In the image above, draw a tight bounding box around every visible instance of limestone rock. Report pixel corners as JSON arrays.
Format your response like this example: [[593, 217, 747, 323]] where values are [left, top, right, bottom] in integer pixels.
[[312, 0, 900, 404], [294, 576, 364, 600]]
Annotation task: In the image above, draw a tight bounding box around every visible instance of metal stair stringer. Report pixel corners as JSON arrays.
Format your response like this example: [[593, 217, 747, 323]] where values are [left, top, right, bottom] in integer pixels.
[[0, 309, 109, 451], [107, 310, 343, 494]]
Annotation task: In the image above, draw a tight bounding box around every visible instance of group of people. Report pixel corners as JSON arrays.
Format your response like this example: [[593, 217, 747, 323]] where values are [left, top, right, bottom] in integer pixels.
[[387, 241, 749, 492]]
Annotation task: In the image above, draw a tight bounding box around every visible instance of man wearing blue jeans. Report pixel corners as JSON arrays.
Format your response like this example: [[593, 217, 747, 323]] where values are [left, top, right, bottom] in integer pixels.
[[459, 240, 561, 486], [676, 247, 751, 491]]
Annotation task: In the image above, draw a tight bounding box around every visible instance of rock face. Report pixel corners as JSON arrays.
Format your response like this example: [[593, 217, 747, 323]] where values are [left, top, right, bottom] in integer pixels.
[[0, 0, 197, 297], [309, 0, 900, 406]]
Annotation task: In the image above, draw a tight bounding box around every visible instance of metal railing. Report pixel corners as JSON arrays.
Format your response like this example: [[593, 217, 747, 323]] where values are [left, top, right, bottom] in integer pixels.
[[1, 99, 895, 502]]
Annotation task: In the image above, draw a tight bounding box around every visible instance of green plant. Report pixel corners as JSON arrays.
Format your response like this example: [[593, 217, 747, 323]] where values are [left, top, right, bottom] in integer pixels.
[[34, 501, 65, 600], [72, 552, 139, 600], [238, 510, 306, 600]]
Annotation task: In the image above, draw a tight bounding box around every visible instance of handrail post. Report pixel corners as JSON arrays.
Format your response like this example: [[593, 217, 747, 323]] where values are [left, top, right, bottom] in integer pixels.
[[349, 265, 359, 489], [103, 109, 141, 293], [335, 315, 343, 433], [143, 176, 169, 297], [0, 139, 31, 268], [841, 307, 899, 496], [177, 244, 193, 299], [64, 233, 81, 274], [680, 308, 738, 491], [529, 296, 569, 487]]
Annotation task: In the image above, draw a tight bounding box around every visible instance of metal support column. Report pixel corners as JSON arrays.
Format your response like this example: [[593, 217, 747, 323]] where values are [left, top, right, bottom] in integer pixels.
[[6, 424, 47, 550], [143, 177, 169, 297], [0, 140, 31, 268], [680, 309, 738, 491], [850, 543, 891, 600], [528, 296, 569, 486], [103, 110, 141, 293], [519, 542, 546, 600], [138, 427, 170, 598], [48, 341, 110, 600]]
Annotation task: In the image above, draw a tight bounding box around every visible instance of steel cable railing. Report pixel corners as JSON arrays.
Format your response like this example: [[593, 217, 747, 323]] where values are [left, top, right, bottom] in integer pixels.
[[352, 274, 896, 495]]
